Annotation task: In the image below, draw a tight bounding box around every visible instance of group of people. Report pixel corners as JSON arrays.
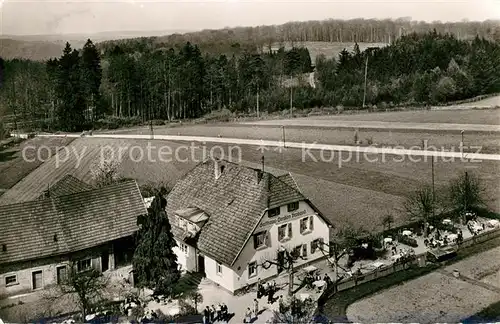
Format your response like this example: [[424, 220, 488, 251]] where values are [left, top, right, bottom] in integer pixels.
[[257, 280, 278, 304], [203, 303, 229, 324], [303, 271, 331, 290], [243, 298, 264, 323], [467, 219, 484, 236]]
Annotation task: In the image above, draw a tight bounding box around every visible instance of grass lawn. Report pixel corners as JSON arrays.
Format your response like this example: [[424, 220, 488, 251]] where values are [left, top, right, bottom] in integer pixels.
[[3, 137, 498, 232], [110, 122, 500, 154], [321, 235, 500, 322], [304, 107, 500, 125], [0, 136, 75, 191]]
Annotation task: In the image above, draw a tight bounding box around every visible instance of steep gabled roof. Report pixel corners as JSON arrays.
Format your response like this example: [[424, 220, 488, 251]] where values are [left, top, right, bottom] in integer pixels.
[[0, 180, 147, 265], [38, 175, 93, 199], [166, 159, 305, 266]]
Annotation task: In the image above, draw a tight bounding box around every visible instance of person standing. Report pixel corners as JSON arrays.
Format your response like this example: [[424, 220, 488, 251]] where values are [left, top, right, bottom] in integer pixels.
[[267, 284, 275, 304], [244, 307, 252, 323], [253, 298, 259, 319], [278, 295, 284, 313], [210, 305, 216, 322], [203, 306, 210, 324], [216, 304, 221, 322], [221, 303, 228, 322]]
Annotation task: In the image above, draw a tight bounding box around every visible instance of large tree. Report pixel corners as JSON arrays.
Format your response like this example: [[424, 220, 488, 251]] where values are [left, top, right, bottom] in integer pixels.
[[404, 184, 437, 235], [449, 171, 485, 219], [132, 194, 181, 297], [81, 39, 103, 122]]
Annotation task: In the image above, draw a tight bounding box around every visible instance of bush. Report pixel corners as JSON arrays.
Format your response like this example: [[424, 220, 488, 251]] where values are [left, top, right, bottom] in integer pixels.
[[94, 116, 143, 130], [203, 108, 234, 122], [397, 234, 419, 248]]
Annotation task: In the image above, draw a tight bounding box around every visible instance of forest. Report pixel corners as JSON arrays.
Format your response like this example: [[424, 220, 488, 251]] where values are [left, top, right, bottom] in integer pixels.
[[1, 29, 499, 132]]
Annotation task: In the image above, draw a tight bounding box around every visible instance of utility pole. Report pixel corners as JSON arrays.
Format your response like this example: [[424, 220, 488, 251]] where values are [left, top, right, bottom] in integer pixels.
[[256, 84, 260, 118], [150, 119, 154, 140], [461, 130, 465, 158], [362, 55, 369, 109], [431, 155, 435, 217], [281, 126, 286, 148], [290, 75, 293, 116]]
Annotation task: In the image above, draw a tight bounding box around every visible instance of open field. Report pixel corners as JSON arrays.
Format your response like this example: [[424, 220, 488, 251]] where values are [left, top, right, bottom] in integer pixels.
[[0, 137, 75, 190], [271, 41, 388, 63], [346, 246, 500, 323], [282, 107, 500, 125], [2, 137, 499, 233], [105, 124, 500, 154]]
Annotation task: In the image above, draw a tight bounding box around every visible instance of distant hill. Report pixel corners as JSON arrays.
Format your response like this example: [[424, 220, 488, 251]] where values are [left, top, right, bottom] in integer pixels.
[[0, 29, 191, 61], [1, 18, 499, 61]]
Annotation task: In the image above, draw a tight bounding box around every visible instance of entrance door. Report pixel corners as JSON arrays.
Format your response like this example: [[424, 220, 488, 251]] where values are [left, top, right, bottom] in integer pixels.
[[102, 252, 109, 272], [197, 254, 205, 276], [32, 270, 43, 290], [277, 251, 285, 274]]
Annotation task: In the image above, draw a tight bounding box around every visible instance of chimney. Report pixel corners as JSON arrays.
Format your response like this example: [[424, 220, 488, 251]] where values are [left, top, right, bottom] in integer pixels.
[[214, 159, 224, 180]]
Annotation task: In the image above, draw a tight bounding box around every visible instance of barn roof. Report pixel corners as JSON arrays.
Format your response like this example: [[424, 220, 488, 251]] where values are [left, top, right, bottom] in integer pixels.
[[0, 180, 147, 265]]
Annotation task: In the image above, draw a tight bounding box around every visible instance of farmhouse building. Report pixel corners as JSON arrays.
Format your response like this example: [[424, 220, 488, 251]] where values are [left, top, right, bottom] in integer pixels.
[[167, 158, 332, 294], [0, 179, 147, 298]]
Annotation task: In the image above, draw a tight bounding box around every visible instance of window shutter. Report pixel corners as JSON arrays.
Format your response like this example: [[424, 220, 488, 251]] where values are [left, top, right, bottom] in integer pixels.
[[311, 240, 317, 253], [309, 216, 314, 230], [265, 231, 272, 248], [288, 223, 293, 238]]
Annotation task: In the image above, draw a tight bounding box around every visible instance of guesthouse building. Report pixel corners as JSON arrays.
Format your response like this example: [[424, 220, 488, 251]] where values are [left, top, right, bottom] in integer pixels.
[[167, 158, 332, 294]]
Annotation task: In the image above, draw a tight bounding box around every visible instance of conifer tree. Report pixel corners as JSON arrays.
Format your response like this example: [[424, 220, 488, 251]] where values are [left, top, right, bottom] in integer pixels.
[[132, 194, 181, 297]]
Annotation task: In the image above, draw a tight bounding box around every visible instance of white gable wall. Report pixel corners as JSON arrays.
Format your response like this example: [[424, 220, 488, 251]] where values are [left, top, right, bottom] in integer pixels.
[[231, 200, 330, 291]]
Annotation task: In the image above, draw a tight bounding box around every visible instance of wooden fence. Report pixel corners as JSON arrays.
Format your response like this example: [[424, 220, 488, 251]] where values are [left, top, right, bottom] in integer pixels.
[[319, 227, 500, 301]]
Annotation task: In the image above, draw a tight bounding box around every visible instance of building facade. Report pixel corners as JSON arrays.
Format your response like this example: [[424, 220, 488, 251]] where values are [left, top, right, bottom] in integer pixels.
[[167, 159, 332, 294], [0, 180, 146, 298]]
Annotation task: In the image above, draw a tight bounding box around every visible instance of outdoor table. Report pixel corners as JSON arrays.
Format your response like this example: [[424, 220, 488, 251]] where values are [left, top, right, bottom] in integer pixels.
[[313, 280, 326, 288], [303, 265, 318, 273], [487, 219, 500, 228], [391, 254, 401, 260], [298, 293, 311, 301], [402, 230, 412, 236], [370, 261, 385, 269], [384, 237, 393, 244], [442, 219, 452, 225]]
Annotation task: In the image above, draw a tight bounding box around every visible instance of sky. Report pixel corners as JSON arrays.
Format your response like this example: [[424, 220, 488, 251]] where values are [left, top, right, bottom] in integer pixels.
[[0, 0, 499, 36]]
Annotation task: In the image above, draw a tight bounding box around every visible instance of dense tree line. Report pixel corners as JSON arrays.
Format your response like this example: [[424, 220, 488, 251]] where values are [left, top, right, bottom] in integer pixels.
[[99, 18, 500, 55], [1, 31, 499, 132]]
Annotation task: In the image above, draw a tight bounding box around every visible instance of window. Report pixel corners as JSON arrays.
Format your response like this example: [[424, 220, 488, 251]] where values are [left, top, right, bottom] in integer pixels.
[[287, 202, 299, 212], [5, 275, 17, 286], [300, 216, 314, 234], [248, 262, 258, 278], [311, 238, 325, 254], [77, 258, 92, 272], [268, 207, 281, 218], [302, 216, 315, 234], [179, 218, 188, 230], [216, 262, 222, 275], [278, 223, 292, 241], [253, 231, 268, 249], [301, 244, 308, 258], [56, 266, 67, 284], [180, 243, 188, 254]]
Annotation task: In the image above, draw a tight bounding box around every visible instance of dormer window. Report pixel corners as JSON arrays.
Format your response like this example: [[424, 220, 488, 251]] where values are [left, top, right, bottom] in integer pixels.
[[2, 244, 6, 252], [268, 207, 280, 218], [287, 202, 299, 212]]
